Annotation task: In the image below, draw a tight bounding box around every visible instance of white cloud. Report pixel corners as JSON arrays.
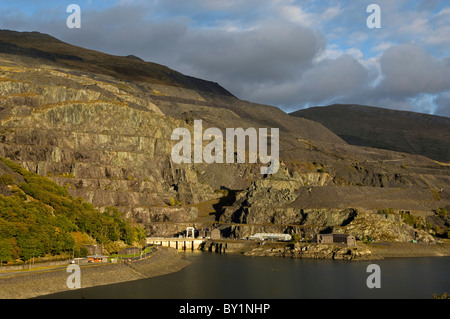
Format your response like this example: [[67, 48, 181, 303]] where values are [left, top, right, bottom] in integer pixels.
[[376, 43, 450, 97], [435, 7, 450, 17], [371, 41, 395, 53], [278, 3, 342, 29], [397, 17, 430, 36]]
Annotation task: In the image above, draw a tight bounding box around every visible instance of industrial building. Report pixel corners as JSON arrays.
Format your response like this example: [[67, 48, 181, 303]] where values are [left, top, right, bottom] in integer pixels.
[[248, 233, 292, 242], [198, 227, 221, 239], [87, 255, 109, 263]]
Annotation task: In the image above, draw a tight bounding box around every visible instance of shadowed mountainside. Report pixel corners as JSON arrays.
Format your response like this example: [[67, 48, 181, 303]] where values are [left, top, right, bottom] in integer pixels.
[[290, 104, 450, 163]]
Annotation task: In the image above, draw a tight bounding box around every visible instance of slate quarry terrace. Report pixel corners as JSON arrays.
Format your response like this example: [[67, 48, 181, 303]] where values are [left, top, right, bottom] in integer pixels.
[[171, 119, 280, 174]]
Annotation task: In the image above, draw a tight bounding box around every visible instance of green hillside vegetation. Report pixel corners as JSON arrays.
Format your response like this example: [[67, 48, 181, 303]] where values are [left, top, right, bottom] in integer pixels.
[[0, 157, 146, 264]]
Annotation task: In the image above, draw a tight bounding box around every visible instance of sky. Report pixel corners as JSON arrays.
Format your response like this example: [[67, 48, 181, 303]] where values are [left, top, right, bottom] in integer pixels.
[[1, 0, 450, 117]]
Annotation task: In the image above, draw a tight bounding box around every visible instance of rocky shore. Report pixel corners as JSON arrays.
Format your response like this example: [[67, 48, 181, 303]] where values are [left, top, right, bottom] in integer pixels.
[[363, 242, 450, 258], [0, 247, 189, 299], [242, 242, 380, 260], [207, 240, 450, 261]]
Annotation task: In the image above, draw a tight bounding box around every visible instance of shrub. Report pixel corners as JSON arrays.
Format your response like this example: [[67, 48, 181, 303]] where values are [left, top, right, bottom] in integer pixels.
[[401, 211, 416, 226], [435, 207, 447, 218], [433, 292, 449, 299], [0, 174, 15, 185], [377, 208, 395, 215], [169, 197, 181, 206]]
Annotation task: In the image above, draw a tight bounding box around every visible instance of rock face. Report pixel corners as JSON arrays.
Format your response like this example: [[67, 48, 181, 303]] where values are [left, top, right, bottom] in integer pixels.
[[0, 30, 449, 242], [218, 164, 446, 243], [0, 36, 222, 236], [243, 242, 379, 260]]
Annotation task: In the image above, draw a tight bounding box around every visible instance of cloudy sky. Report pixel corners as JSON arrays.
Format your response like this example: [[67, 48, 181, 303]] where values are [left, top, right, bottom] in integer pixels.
[[1, 0, 450, 117]]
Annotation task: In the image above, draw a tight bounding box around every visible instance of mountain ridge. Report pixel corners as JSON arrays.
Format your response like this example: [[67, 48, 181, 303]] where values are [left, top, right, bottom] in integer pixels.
[[0, 29, 235, 97], [290, 104, 450, 162]]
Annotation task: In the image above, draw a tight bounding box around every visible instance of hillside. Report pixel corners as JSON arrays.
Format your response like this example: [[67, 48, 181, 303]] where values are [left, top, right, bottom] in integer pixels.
[[0, 30, 449, 245], [0, 30, 234, 97], [0, 157, 145, 263], [290, 104, 450, 162]]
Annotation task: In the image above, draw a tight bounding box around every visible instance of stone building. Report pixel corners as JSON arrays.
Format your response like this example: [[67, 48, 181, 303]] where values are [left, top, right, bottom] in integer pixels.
[[211, 228, 221, 240], [313, 233, 356, 246], [83, 244, 103, 255], [199, 228, 211, 238]]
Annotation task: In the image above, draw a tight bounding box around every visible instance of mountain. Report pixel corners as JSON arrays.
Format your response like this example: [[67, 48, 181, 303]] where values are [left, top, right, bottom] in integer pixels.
[[290, 104, 450, 162], [0, 30, 448, 246], [0, 29, 234, 96]]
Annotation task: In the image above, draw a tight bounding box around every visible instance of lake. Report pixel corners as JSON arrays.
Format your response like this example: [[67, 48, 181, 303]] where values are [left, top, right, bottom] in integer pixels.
[[42, 252, 449, 299]]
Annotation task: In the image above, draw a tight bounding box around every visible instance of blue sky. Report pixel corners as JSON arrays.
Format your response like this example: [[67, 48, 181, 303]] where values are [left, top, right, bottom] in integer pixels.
[[1, 0, 449, 117]]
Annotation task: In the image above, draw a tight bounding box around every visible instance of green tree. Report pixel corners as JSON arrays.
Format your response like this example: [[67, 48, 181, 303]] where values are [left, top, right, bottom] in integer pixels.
[[0, 239, 13, 263]]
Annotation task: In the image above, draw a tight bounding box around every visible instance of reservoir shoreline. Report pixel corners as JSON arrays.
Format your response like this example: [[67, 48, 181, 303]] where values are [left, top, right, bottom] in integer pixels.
[[1, 241, 449, 299], [202, 239, 450, 260], [0, 247, 189, 299]]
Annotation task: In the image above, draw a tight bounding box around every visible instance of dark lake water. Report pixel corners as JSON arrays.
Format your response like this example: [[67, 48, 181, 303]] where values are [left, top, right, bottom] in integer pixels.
[[43, 252, 449, 299]]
